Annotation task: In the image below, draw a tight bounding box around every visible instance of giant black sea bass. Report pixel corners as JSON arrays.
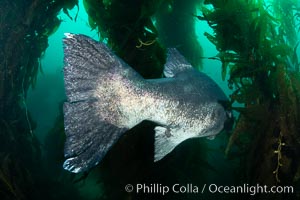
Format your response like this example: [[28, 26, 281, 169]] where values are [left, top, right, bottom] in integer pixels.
[[62, 33, 231, 173]]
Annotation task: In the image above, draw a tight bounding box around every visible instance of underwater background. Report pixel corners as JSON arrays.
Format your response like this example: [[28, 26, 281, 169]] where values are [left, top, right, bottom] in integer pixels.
[[1, 0, 300, 199]]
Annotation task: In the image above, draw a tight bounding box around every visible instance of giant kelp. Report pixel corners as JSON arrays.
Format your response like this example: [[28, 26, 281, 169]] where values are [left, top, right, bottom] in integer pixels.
[[198, 0, 300, 197], [0, 0, 81, 199], [83, 0, 165, 78]]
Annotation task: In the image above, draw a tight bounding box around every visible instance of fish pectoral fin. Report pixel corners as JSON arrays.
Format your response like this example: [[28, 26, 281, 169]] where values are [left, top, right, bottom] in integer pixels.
[[207, 135, 216, 140], [154, 126, 177, 162]]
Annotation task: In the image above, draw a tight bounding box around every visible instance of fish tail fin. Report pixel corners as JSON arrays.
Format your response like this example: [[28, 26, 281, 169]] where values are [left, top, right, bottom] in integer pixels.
[[63, 102, 127, 173], [62, 33, 133, 173], [63, 33, 141, 103]]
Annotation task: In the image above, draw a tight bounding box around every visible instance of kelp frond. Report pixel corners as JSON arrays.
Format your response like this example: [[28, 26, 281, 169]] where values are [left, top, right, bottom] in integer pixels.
[[200, 0, 300, 187]]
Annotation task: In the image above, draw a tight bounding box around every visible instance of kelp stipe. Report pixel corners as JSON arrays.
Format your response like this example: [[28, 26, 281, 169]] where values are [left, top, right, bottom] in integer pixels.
[[83, 0, 166, 78]]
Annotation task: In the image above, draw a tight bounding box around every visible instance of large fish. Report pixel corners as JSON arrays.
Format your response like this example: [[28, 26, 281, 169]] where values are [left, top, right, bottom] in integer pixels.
[[62, 33, 231, 173]]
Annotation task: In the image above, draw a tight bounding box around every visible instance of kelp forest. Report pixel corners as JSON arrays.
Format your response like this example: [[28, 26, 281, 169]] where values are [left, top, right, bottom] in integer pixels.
[[0, 0, 300, 199], [200, 0, 300, 187]]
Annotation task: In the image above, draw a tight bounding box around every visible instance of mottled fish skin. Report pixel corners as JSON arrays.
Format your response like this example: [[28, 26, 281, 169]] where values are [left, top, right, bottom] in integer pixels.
[[62, 33, 230, 173], [113, 69, 228, 161]]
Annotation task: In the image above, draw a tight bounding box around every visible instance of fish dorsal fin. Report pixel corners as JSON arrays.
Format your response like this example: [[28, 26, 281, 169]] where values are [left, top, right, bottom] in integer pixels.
[[163, 48, 193, 77], [154, 126, 180, 161]]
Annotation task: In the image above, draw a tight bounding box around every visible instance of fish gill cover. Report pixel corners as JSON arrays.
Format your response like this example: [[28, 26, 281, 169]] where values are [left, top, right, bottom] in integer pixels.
[[0, 0, 300, 200]]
